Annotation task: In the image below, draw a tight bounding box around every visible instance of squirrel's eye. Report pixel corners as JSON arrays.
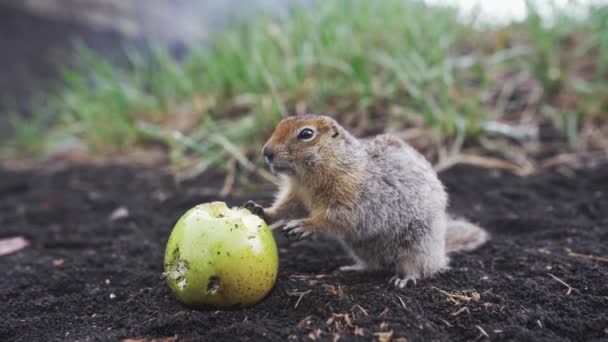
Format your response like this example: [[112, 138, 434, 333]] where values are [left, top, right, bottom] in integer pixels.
[[297, 128, 315, 140]]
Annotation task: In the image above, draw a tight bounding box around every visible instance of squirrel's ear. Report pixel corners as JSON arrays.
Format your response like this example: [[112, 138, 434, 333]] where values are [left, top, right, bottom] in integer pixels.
[[330, 123, 340, 138]]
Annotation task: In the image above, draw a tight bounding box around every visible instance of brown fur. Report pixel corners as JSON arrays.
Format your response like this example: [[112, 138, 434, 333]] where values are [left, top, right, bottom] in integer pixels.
[[261, 115, 364, 235], [246, 114, 488, 286]]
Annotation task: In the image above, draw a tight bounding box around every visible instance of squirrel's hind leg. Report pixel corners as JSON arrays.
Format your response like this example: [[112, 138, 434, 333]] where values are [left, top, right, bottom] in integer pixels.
[[391, 223, 450, 288], [391, 254, 423, 288], [391, 250, 449, 288]]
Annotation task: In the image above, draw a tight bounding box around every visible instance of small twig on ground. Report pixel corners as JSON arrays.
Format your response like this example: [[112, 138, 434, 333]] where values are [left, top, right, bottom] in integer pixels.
[[433, 287, 480, 304], [475, 325, 489, 339], [450, 307, 470, 317], [287, 290, 312, 308], [326, 313, 354, 330], [547, 273, 579, 295], [397, 296, 407, 309], [350, 304, 368, 316], [297, 315, 313, 328], [567, 252, 608, 263], [322, 284, 344, 298], [482, 302, 500, 312]]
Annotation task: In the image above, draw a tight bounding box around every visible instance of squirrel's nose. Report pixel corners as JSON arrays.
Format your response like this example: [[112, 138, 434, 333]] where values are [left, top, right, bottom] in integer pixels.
[[262, 145, 274, 162]]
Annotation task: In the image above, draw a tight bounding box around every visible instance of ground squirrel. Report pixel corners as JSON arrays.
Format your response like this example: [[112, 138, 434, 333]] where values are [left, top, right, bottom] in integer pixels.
[[244, 114, 488, 287]]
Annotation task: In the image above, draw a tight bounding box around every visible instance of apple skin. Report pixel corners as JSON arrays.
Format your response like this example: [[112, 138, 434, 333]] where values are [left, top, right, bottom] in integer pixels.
[[164, 202, 278, 308]]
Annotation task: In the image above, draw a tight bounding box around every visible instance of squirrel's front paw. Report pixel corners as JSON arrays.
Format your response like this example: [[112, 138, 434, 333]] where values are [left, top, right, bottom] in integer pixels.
[[282, 219, 312, 240], [243, 200, 266, 220]]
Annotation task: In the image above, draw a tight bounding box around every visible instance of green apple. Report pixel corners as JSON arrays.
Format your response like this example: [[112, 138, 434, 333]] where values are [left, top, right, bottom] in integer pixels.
[[164, 202, 278, 308]]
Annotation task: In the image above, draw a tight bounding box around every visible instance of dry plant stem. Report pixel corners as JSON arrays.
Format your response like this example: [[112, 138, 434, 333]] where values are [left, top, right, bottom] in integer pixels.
[[434, 154, 534, 176], [476, 325, 490, 338], [450, 307, 470, 317], [567, 252, 608, 263], [350, 304, 368, 316], [287, 290, 312, 308], [219, 158, 236, 197], [397, 296, 406, 309], [432, 287, 479, 303], [297, 315, 313, 328], [547, 273, 579, 295]]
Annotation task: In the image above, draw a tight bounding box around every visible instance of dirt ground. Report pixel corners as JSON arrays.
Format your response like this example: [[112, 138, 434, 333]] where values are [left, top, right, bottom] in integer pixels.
[[1, 5, 607, 342], [1, 163, 607, 342]]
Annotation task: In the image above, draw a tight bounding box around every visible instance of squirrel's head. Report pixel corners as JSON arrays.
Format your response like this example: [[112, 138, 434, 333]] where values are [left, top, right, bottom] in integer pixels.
[[262, 114, 354, 176]]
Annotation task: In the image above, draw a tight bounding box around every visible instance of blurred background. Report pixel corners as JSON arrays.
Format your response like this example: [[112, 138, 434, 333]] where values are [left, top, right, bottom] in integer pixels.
[[1, 0, 607, 182]]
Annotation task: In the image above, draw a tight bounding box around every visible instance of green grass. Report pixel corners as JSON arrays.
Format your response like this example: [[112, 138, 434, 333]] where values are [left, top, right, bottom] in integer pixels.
[[4, 0, 608, 176], [4, 112, 48, 157]]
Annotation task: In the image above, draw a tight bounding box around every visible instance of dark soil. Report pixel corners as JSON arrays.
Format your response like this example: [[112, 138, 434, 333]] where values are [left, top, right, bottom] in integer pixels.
[[1, 164, 607, 342]]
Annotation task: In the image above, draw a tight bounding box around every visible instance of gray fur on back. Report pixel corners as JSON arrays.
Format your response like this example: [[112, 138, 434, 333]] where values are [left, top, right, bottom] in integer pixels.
[[341, 134, 448, 271]]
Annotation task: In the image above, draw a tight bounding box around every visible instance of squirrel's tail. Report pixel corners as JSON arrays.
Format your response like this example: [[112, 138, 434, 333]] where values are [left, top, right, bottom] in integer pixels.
[[445, 217, 489, 253]]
